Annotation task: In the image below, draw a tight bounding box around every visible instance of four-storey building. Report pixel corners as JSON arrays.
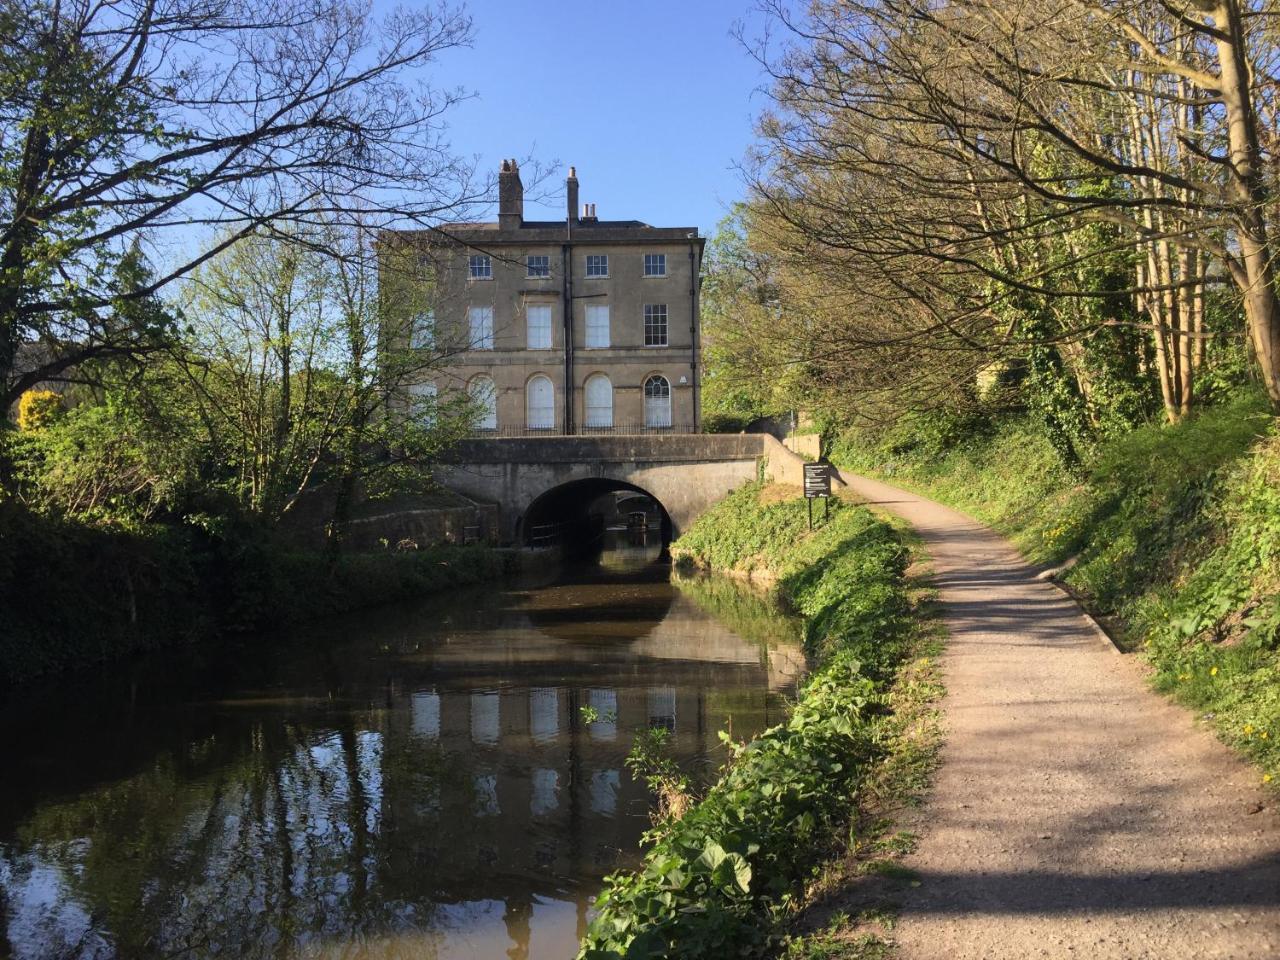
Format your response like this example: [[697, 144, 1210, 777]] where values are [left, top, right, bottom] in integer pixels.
[[383, 160, 703, 434]]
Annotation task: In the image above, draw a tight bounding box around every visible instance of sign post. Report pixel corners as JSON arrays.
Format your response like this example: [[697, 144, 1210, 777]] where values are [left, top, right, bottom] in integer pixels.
[[803, 461, 832, 530]]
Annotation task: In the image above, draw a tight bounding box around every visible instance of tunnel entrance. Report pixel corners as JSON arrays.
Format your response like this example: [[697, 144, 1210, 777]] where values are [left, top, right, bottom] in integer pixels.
[[521, 479, 672, 560]]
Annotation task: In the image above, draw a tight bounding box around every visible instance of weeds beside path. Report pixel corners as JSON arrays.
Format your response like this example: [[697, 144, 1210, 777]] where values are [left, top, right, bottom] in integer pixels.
[[839, 472, 1280, 960]]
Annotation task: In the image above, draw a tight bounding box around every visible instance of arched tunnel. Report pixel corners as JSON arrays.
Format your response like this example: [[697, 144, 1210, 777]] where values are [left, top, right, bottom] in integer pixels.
[[520, 478, 673, 559]]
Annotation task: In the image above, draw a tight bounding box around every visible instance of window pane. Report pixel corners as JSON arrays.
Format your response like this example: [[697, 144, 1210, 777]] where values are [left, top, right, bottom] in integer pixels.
[[527, 254, 549, 278], [410, 310, 434, 349], [584, 375, 613, 428], [527, 375, 555, 429], [527, 303, 553, 349], [644, 304, 668, 346], [469, 376, 497, 430], [644, 375, 671, 428], [469, 254, 491, 278], [469, 306, 493, 349], [585, 304, 610, 348]]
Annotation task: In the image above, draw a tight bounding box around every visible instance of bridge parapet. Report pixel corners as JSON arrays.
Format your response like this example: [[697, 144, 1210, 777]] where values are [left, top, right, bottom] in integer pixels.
[[441, 433, 773, 465]]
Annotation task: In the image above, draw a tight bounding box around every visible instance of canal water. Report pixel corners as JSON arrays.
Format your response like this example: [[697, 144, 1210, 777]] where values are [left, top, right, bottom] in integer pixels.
[[0, 543, 804, 959]]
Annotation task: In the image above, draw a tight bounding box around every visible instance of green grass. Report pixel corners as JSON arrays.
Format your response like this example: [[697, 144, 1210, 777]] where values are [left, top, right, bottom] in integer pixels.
[[578, 486, 935, 959], [832, 389, 1280, 784]]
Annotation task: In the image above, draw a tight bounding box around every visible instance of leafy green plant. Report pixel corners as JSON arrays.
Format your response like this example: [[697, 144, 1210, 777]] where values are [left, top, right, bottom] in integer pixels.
[[579, 495, 912, 958]]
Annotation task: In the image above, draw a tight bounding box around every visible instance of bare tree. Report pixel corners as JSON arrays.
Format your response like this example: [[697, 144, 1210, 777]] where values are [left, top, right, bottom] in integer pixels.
[[746, 0, 1280, 417], [171, 223, 473, 532], [0, 0, 484, 409]]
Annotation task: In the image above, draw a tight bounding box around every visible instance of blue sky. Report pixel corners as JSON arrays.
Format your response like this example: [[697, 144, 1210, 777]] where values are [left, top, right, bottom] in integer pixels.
[[424, 0, 776, 237]]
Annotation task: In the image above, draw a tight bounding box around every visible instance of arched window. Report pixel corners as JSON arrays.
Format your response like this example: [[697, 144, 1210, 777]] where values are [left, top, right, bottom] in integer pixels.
[[469, 375, 497, 431], [526, 375, 555, 430], [643, 375, 671, 428], [584, 374, 613, 429]]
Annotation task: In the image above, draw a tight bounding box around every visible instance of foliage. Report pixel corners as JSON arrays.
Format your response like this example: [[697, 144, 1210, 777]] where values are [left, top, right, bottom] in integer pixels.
[[16, 388, 62, 431], [579, 493, 911, 958], [626, 727, 695, 825], [167, 228, 475, 532], [670, 482, 821, 575], [0, 499, 511, 685], [7, 388, 202, 523], [699, 208, 798, 422], [0, 0, 477, 408]]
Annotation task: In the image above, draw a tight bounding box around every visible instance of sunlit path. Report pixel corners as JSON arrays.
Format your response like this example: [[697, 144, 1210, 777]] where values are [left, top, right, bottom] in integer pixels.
[[842, 473, 1280, 960]]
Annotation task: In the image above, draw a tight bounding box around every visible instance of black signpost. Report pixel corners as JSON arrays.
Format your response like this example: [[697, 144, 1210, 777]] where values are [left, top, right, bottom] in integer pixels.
[[803, 461, 832, 529]]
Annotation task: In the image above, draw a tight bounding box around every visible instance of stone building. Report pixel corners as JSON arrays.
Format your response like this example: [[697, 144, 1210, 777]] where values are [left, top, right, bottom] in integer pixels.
[[382, 161, 704, 434]]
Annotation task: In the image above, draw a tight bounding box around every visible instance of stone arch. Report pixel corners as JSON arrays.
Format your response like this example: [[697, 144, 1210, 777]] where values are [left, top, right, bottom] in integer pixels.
[[519, 476, 673, 550]]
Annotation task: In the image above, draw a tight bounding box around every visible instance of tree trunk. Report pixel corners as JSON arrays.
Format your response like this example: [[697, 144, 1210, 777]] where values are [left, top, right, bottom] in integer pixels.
[[1210, 0, 1280, 408]]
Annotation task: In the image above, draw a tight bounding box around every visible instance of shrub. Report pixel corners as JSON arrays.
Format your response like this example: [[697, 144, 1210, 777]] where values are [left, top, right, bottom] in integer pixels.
[[16, 389, 63, 431], [0, 501, 511, 686], [580, 491, 910, 958]]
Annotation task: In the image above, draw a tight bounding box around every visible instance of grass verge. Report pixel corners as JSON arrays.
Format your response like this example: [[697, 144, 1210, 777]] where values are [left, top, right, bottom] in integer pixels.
[[577, 484, 943, 959], [831, 390, 1280, 784]]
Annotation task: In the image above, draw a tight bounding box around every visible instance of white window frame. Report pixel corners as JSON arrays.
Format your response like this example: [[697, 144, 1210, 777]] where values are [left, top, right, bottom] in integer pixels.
[[526, 374, 555, 430], [585, 254, 608, 278], [526, 303, 553, 350], [469, 254, 492, 280], [468, 305, 494, 350], [644, 375, 672, 428], [584, 374, 613, 428], [526, 254, 550, 278], [643, 304, 668, 347], [643, 253, 666, 277], [584, 303, 610, 349], [468, 376, 497, 431]]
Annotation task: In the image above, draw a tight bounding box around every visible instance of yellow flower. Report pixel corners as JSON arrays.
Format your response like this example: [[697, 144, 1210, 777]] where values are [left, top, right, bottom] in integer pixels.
[[1263, 732, 1271, 740], [1210, 666, 1219, 676], [1245, 725, 1255, 735], [1264, 774, 1273, 784]]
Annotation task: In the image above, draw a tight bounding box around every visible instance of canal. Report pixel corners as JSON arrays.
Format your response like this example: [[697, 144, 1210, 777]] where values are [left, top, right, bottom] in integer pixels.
[[0, 542, 804, 959]]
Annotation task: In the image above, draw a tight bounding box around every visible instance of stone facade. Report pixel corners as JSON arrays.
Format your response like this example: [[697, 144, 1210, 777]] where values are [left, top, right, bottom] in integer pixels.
[[381, 161, 704, 435]]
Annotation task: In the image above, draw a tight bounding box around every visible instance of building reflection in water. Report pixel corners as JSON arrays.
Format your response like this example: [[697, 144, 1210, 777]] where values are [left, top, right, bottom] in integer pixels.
[[0, 547, 804, 960]]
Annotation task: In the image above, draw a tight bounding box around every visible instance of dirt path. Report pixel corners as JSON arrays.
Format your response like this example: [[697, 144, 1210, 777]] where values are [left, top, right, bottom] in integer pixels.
[[840, 472, 1280, 960]]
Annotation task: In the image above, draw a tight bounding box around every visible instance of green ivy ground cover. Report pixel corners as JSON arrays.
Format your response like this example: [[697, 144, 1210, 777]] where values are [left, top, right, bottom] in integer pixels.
[[578, 486, 915, 958]]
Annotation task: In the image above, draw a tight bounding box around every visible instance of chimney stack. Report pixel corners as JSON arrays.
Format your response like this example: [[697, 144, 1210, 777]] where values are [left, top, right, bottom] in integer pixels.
[[581, 202, 597, 222], [566, 165, 579, 224], [498, 158, 523, 230]]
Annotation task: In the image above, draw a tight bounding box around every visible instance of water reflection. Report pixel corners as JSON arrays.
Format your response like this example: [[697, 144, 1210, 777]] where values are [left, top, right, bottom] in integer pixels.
[[0, 548, 804, 959]]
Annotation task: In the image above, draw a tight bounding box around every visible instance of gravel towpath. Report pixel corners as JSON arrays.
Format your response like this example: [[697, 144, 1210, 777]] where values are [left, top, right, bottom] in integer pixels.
[[840, 472, 1280, 960]]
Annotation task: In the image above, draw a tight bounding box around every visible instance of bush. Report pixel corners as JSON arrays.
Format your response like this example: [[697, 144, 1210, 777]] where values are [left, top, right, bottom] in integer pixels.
[[16, 389, 63, 431], [580, 490, 911, 958], [0, 502, 511, 686]]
